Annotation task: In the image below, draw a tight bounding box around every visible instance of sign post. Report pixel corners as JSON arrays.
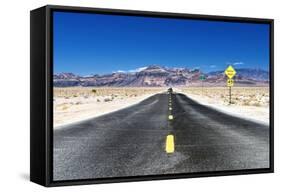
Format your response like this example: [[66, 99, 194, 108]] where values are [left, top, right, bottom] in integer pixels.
[[199, 74, 206, 95], [224, 66, 236, 105]]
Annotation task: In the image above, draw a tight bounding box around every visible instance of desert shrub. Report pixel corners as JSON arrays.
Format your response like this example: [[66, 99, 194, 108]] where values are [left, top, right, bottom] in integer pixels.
[[91, 89, 97, 93], [104, 98, 112, 102], [243, 101, 250, 106], [253, 102, 262, 107]]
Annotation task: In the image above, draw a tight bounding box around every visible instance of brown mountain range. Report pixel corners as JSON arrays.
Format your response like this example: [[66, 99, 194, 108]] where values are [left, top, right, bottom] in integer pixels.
[[53, 65, 269, 87]]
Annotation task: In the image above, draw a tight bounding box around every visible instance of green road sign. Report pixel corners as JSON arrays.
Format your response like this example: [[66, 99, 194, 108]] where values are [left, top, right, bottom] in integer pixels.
[[199, 75, 206, 81]]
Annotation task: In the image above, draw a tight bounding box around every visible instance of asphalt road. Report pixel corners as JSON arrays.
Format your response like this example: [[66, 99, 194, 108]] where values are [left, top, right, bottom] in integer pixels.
[[53, 92, 269, 181]]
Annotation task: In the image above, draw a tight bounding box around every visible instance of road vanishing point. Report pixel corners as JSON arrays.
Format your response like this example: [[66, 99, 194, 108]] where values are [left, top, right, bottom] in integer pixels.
[[53, 92, 269, 181]]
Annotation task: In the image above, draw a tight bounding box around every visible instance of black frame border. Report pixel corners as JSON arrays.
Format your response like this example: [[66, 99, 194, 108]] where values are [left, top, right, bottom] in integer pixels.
[[40, 4, 274, 187]]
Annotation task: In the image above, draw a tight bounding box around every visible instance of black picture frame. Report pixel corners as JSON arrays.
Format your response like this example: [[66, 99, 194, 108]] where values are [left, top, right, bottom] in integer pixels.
[[30, 5, 274, 187]]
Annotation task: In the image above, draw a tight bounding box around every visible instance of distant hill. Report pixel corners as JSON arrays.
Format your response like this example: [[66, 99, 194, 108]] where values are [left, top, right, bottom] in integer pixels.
[[53, 65, 269, 87], [208, 68, 269, 81]]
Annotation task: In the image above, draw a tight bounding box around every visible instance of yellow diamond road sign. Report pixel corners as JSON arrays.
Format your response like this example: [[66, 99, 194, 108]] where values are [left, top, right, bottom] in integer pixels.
[[225, 65, 236, 79]]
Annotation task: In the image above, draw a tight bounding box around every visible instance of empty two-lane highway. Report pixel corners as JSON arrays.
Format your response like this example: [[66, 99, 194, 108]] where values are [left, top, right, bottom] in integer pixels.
[[53, 92, 269, 181]]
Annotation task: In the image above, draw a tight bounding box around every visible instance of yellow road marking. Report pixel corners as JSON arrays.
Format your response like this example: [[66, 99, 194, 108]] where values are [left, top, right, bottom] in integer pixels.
[[166, 135, 175, 153], [168, 115, 173, 120]]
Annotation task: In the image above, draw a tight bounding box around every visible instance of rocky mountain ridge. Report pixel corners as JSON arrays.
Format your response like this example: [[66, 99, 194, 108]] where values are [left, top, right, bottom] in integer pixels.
[[54, 65, 269, 87]]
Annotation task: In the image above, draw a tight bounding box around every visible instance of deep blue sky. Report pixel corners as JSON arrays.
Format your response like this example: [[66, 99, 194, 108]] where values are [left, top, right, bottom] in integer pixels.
[[53, 11, 270, 75]]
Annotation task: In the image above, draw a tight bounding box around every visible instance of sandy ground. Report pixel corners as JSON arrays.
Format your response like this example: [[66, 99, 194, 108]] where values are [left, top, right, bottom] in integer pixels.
[[177, 87, 269, 125], [54, 88, 165, 128], [54, 87, 270, 128]]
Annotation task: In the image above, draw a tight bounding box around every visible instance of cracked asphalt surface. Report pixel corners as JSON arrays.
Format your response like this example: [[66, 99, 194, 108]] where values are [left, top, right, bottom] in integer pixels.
[[53, 92, 269, 181]]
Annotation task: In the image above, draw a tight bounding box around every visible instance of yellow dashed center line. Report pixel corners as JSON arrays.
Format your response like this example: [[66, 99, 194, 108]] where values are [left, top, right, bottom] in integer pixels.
[[168, 115, 173, 120], [165, 135, 175, 153], [166, 91, 175, 154]]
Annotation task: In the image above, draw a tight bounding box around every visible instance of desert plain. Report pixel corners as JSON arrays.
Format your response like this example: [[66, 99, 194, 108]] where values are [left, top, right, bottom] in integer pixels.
[[54, 86, 269, 128]]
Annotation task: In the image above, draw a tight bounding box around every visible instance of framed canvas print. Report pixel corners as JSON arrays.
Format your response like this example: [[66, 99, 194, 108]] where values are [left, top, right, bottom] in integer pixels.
[[30, 5, 274, 187]]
